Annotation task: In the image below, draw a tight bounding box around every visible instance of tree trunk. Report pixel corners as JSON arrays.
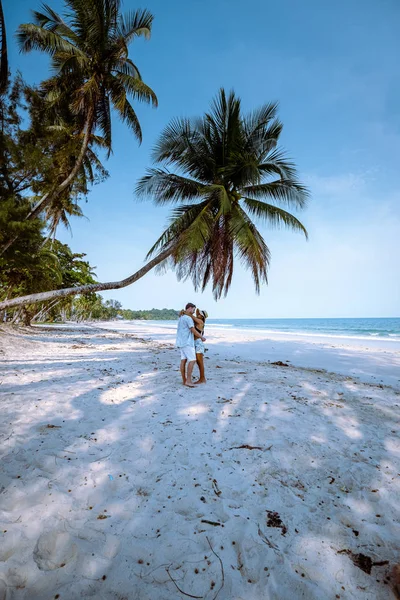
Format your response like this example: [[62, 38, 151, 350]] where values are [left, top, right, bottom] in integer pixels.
[[32, 299, 60, 322], [11, 308, 22, 323], [0, 110, 95, 255], [0, 248, 171, 311], [22, 307, 34, 326], [0, 0, 8, 95]]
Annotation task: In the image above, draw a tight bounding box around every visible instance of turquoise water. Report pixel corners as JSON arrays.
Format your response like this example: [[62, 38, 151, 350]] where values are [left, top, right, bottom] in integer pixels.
[[205, 317, 400, 341], [132, 317, 400, 342]]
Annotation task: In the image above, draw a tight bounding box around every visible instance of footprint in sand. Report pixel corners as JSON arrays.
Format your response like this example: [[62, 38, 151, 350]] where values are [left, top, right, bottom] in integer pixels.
[[33, 531, 78, 571]]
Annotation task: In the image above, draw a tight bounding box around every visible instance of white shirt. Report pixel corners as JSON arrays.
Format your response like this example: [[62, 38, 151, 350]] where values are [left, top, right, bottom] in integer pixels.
[[176, 315, 194, 348]]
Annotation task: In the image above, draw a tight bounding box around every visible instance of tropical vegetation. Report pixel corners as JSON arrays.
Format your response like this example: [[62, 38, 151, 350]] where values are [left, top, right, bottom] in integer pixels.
[[0, 0, 309, 324]]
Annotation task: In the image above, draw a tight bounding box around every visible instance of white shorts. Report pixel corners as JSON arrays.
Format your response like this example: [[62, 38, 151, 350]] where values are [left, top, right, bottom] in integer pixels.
[[180, 346, 196, 361]]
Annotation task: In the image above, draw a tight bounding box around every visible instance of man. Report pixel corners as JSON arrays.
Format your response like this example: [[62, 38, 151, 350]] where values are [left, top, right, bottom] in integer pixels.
[[176, 303, 206, 388]]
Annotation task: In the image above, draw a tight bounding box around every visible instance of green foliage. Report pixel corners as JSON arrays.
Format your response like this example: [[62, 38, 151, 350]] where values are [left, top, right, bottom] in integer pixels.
[[23, 83, 109, 236], [119, 308, 179, 320], [137, 88, 308, 299], [17, 0, 157, 148], [0, 75, 108, 244], [68, 299, 178, 322], [0, 198, 53, 299], [0, 77, 46, 200], [1, 4, 310, 312], [0, 74, 98, 316]]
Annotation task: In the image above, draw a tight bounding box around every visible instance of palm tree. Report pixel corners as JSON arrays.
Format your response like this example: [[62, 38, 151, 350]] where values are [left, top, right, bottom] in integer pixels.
[[136, 88, 308, 298], [0, 0, 8, 95], [26, 82, 109, 240], [0, 89, 308, 313], [1, 0, 157, 254], [43, 196, 86, 244]]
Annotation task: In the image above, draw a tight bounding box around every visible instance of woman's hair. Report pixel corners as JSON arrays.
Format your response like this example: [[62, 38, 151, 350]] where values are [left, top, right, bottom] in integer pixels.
[[197, 309, 208, 321]]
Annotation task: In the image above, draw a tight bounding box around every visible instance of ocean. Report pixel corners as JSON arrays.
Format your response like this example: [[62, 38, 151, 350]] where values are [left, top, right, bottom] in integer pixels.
[[139, 317, 400, 343], [205, 317, 400, 342]]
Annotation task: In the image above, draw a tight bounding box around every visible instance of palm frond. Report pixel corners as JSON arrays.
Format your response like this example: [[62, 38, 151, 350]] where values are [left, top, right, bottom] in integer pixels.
[[257, 149, 298, 180], [117, 8, 154, 43], [242, 198, 308, 238], [97, 93, 112, 154], [17, 23, 84, 58], [121, 101, 142, 143], [114, 72, 157, 106], [136, 169, 205, 204], [241, 179, 309, 208], [146, 200, 212, 258], [152, 117, 195, 163], [114, 58, 142, 80], [230, 203, 270, 294]]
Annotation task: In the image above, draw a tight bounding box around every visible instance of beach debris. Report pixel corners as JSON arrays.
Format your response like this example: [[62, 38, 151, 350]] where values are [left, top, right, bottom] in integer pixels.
[[165, 566, 203, 599], [266, 511, 287, 536], [108, 474, 113, 481], [270, 361, 290, 367], [337, 550, 389, 574], [258, 525, 279, 550], [328, 476, 335, 484], [228, 444, 271, 451], [206, 536, 225, 600], [97, 514, 109, 520], [201, 519, 223, 527], [212, 479, 222, 496], [46, 424, 61, 429], [216, 397, 232, 403]]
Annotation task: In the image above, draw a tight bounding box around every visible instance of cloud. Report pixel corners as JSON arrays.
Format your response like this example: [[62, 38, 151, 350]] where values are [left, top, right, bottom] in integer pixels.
[[305, 172, 369, 197]]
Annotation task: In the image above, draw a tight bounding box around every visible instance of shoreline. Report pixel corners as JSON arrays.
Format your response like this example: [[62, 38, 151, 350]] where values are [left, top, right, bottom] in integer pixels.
[[1, 325, 399, 599], [89, 320, 400, 388]]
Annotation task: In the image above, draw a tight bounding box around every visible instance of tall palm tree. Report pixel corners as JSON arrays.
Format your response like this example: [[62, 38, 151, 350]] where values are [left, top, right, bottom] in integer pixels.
[[136, 88, 308, 298], [0, 0, 7, 95], [1, 0, 157, 254], [0, 90, 308, 313]]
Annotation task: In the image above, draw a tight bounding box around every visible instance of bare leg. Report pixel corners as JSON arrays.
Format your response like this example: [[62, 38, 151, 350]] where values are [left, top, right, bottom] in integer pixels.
[[194, 353, 206, 384], [180, 359, 187, 385], [185, 360, 196, 387]]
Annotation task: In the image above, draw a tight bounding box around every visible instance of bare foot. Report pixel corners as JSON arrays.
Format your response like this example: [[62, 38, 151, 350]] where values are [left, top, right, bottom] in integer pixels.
[[194, 379, 207, 384], [185, 382, 195, 388]]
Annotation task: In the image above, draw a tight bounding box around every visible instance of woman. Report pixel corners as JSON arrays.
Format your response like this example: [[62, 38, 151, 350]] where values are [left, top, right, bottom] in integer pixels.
[[192, 308, 208, 384], [180, 307, 208, 384]]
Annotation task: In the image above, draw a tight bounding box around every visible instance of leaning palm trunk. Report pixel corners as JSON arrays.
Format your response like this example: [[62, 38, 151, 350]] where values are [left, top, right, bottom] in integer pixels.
[[0, 111, 95, 255], [0, 247, 171, 311]]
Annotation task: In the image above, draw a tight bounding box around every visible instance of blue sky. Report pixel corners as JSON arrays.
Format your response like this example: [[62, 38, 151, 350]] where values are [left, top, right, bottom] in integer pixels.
[[5, 0, 400, 317]]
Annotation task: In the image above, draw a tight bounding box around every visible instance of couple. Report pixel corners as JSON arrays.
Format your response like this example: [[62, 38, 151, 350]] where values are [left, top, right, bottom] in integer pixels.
[[176, 302, 208, 387]]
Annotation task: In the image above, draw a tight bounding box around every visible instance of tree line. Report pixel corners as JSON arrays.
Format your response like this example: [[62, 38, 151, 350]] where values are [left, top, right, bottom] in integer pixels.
[[0, 0, 308, 325]]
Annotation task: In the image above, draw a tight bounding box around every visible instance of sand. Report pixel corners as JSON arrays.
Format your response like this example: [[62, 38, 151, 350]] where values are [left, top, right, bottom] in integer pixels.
[[0, 322, 399, 600]]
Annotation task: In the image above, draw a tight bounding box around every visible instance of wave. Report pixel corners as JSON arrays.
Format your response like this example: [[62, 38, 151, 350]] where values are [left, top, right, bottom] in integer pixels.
[[206, 325, 400, 343]]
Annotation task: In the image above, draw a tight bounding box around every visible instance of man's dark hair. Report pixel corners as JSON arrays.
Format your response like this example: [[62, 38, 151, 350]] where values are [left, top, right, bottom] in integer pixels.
[[185, 302, 196, 310]]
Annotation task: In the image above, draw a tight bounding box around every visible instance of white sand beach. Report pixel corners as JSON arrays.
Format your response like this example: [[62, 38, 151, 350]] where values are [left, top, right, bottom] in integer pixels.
[[1, 323, 400, 600]]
